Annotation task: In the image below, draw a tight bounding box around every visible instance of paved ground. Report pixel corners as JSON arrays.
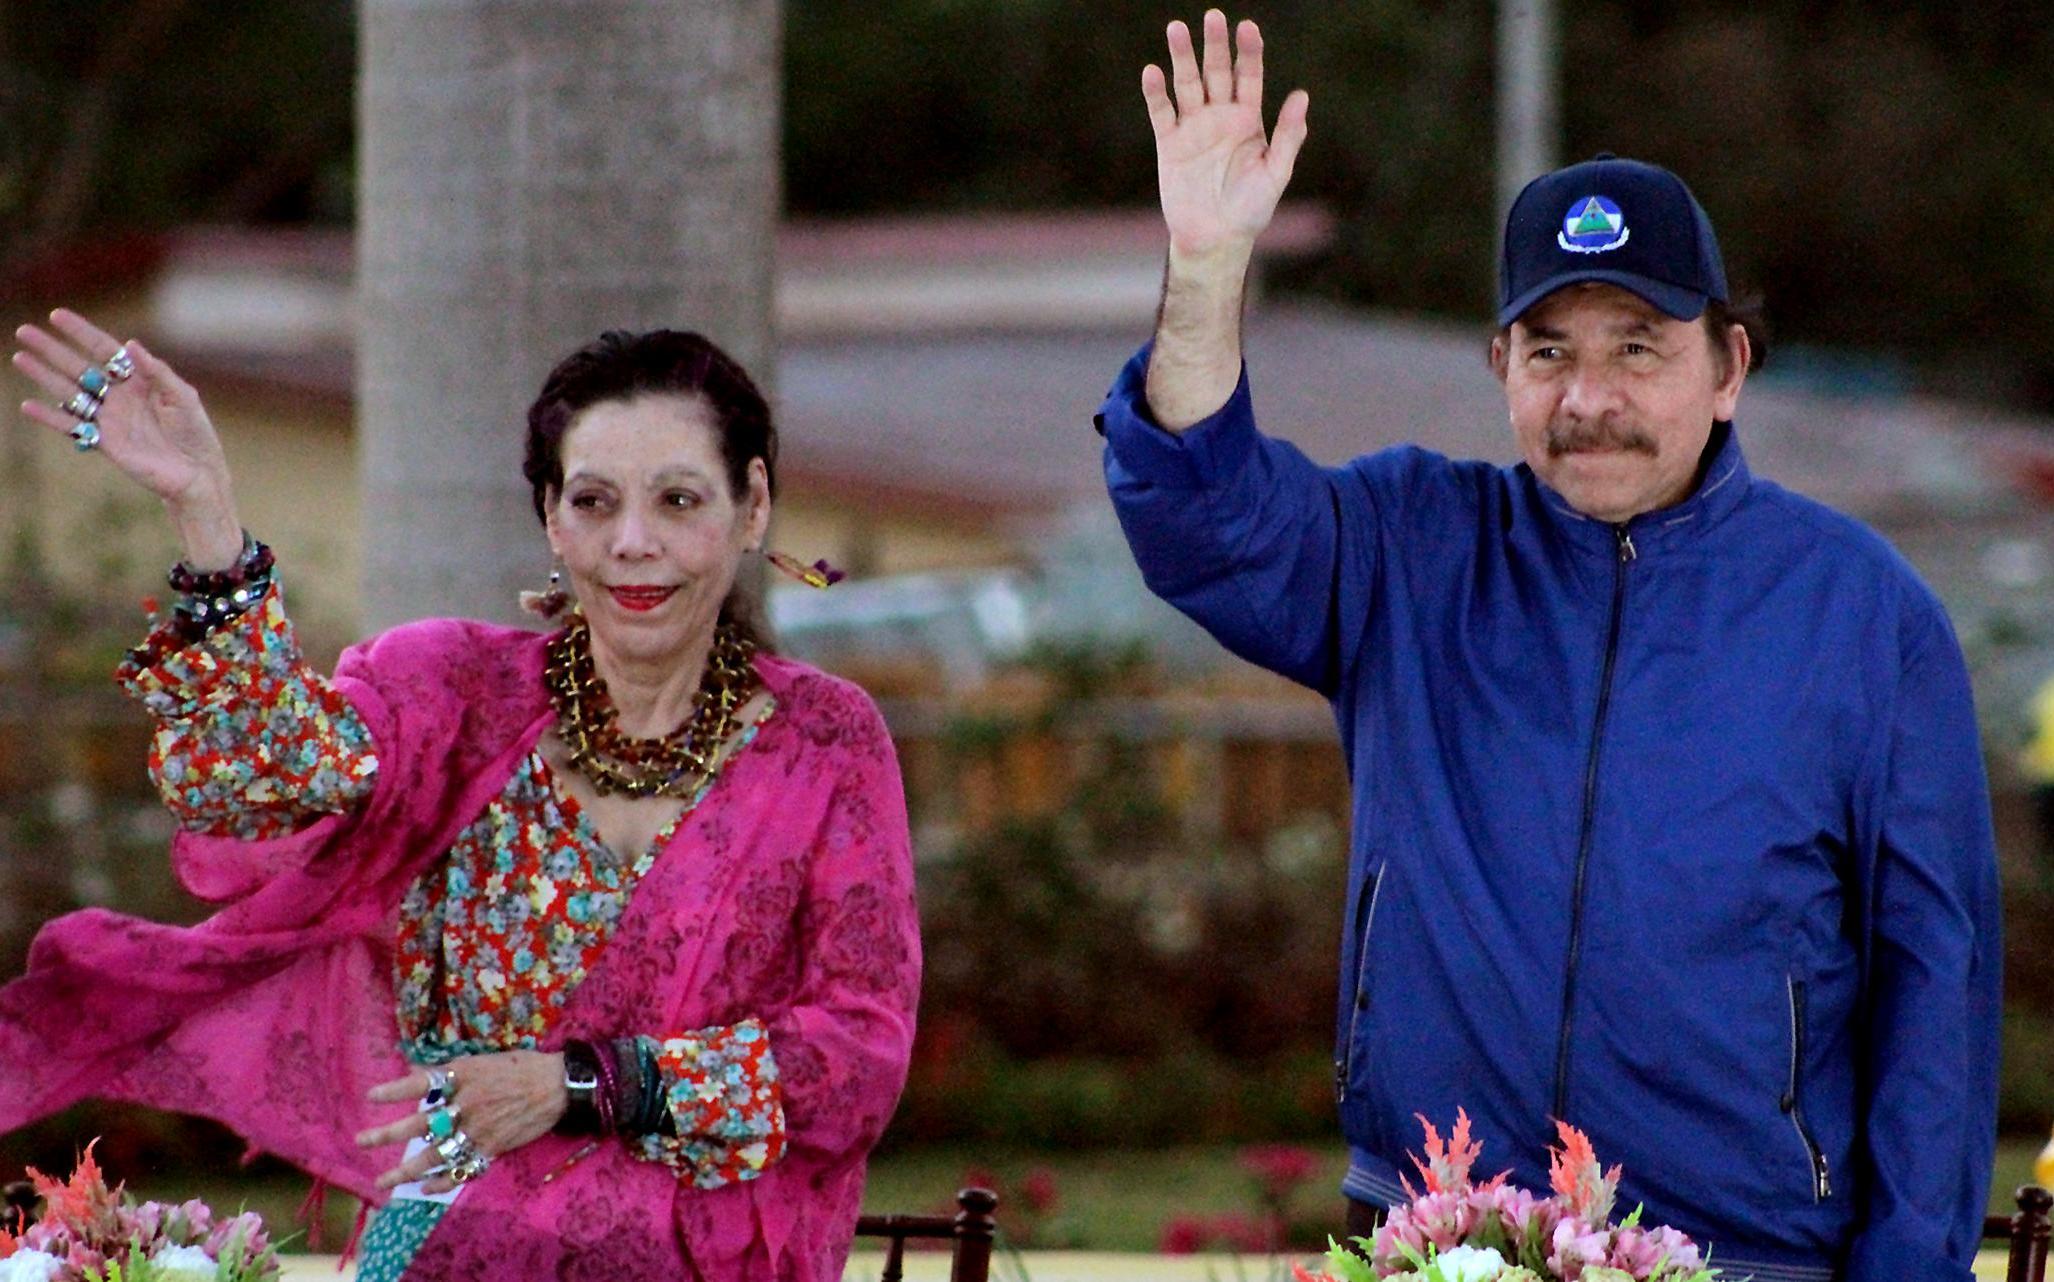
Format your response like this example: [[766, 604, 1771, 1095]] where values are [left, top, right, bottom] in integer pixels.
[[277, 1247, 2022, 1280]]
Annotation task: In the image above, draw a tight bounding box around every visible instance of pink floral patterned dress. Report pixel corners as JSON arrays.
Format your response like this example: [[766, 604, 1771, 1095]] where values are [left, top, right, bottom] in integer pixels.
[[0, 583, 921, 1281]]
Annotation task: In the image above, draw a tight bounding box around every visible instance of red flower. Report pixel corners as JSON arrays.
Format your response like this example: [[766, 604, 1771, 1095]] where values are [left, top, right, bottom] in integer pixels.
[[1159, 1215, 1209, 1254], [1240, 1143, 1319, 1201], [1018, 1167, 1059, 1215]]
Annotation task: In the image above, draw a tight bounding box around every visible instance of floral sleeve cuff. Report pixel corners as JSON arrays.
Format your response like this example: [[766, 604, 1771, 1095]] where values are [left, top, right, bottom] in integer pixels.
[[632, 1018, 786, 1188], [115, 582, 378, 839]]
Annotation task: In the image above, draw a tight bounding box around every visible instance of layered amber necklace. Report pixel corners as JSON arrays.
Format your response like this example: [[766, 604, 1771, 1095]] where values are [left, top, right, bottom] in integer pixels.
[[542, 609, 760, 799]]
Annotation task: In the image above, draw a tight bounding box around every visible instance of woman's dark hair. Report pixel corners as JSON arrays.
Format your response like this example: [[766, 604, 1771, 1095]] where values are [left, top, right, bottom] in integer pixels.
[[522, 328, 779, 648]]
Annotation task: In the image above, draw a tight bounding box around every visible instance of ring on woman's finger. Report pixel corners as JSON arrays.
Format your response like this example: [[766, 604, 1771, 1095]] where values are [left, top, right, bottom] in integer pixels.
[[445, 1148, 491, 1185], [424, 1103, 461, 1140], [77, 365, 110, 398], [434, 1130, 478, 1166], [421, 1066, 456, 1107], [104, 346, 135, 382], [70, 421, 101, 452], [62, 391, 100, 422]]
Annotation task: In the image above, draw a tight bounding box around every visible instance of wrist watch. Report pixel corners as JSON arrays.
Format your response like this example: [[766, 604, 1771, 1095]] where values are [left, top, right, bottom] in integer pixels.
[[558, 1045, 601, 1135]]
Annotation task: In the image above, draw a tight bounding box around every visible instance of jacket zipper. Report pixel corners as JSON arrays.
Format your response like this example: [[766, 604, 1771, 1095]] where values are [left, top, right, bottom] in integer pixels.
[[1335, 870, 1383, 1102], [1551, 524, 1635, 1119], [1783, 977, 1834, 1201]]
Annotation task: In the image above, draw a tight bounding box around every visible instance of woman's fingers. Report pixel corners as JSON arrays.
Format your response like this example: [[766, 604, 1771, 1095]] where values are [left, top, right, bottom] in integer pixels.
[[48, 308, 122, 362], [366, 1069, 432, 1104], [355, 1110, 429, 1150], [19, 398, 83, 436], [15, 323, 90, 380], [373, 1141, 447, 1191], [126, 339, 194, 405], [12, 349, 87, 403]]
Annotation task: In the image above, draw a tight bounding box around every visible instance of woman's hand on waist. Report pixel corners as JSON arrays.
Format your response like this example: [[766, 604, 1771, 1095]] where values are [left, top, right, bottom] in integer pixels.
[[356, 1050, 568, 1195]]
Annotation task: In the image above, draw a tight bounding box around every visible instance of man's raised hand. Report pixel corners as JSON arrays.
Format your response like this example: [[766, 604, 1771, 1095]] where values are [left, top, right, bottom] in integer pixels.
[[1143, 10, 1309, 258]]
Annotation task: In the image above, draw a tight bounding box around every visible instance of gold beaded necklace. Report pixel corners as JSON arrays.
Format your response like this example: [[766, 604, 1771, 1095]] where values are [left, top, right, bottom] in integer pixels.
[[542, 610, 760, 799]]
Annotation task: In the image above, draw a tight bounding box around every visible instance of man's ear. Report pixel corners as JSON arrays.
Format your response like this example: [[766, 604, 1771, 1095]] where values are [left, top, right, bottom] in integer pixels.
[[1489, 332, 1510, 384], [1714, 323, 1750, 420]]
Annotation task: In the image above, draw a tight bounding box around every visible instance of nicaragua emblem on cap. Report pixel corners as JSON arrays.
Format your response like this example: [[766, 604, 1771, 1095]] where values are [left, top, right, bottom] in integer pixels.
[[1558, 195, 1629, 254]]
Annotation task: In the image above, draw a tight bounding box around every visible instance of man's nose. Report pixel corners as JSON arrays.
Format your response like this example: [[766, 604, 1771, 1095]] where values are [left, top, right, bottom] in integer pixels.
[[1558, 362, 1623, 419]]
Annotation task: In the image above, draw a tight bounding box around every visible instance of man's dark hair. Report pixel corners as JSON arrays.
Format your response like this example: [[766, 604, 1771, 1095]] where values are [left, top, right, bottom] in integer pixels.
[[1706, 292, 1769, 380], [1492, 289, 1771, 381]]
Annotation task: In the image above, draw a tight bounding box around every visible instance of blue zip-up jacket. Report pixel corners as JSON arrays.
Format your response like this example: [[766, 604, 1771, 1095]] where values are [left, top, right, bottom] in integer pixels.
[[1099, 348, 2001, 1282]]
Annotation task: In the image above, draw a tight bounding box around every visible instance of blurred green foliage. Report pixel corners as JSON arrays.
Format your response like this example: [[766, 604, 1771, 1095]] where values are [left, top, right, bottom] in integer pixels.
[[0, 0, 355, 284]]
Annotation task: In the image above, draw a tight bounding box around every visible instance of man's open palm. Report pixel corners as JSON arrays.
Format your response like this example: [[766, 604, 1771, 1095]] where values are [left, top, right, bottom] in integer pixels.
[[1143, 10, 1310, 256]]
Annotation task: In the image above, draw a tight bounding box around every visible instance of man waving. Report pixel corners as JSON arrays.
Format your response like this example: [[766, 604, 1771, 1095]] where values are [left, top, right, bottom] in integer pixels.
[[1099, 12, 2001, 1280]]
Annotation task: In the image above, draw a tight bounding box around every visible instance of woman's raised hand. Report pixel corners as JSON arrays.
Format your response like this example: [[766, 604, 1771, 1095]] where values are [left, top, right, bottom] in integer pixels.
[[1142, 10, 1310, 257], [14, 309, 243, 568]]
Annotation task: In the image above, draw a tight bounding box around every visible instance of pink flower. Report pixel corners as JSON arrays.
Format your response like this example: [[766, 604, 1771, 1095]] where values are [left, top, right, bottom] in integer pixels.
[[1547, 1213, 1611, 1280], [1630, 1225, 1703, 1276], [1374, 1204, 1432, 1265]]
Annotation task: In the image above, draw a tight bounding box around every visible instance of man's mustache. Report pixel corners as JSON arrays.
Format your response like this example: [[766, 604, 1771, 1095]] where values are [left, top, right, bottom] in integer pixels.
[[1545, 419, 1657, 457]]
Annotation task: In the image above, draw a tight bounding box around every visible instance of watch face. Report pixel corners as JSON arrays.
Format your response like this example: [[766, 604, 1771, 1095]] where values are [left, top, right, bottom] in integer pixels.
[[566, 1063, 600, 1092]]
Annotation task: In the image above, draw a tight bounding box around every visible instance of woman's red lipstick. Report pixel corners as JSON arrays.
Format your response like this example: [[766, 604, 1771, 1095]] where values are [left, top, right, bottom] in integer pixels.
[[608, 585, 676, 612]]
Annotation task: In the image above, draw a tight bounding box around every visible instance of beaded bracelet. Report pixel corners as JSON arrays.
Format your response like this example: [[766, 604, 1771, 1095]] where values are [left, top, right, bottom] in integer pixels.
[[589, 1039, 620, 1137], [168, 532, 275, 641]]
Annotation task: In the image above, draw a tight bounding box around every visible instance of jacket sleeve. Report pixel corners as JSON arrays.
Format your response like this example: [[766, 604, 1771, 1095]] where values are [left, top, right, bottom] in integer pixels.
[[1098, 343, 1369, 695], [1846, 606, 2002, 1282]]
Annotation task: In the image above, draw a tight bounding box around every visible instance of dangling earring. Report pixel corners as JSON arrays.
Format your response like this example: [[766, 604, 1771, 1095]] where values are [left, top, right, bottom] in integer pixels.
[[520, 563, 571, 618], [764, 549, 845, 589]]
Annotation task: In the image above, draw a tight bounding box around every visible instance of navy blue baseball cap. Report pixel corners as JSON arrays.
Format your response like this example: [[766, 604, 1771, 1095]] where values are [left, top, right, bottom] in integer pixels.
[[1497, 153, 1728, 327]]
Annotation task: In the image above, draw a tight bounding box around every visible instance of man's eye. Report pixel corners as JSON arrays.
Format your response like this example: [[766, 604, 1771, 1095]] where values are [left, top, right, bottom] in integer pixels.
[[665, 491, 701, 508], [1623, 342, 1654, 357], [569, 493, 604, 510], [1530, 347, 1564, 362]]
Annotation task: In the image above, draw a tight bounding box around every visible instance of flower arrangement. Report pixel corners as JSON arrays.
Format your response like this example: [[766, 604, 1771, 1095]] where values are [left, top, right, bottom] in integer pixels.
[[1295, 1110, 1722, 1282], [0, 1143, 279, 1282]]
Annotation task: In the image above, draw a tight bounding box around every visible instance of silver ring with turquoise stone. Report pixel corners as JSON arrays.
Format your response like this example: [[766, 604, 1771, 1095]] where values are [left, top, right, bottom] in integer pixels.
[[425, 1103, 461, 1141], [70, 421, 101, 452], [77, 364, 110, 399]]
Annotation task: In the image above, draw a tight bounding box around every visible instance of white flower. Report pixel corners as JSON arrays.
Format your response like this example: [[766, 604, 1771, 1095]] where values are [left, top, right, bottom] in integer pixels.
[[0, 1249, 65, 1282], [149, 1242, 220, 1280], [1432, 1244, 1507, 1282]]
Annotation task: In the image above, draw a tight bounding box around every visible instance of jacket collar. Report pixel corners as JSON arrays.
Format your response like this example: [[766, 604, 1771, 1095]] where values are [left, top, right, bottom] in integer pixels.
[[1528, 420, 1752, 556]]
